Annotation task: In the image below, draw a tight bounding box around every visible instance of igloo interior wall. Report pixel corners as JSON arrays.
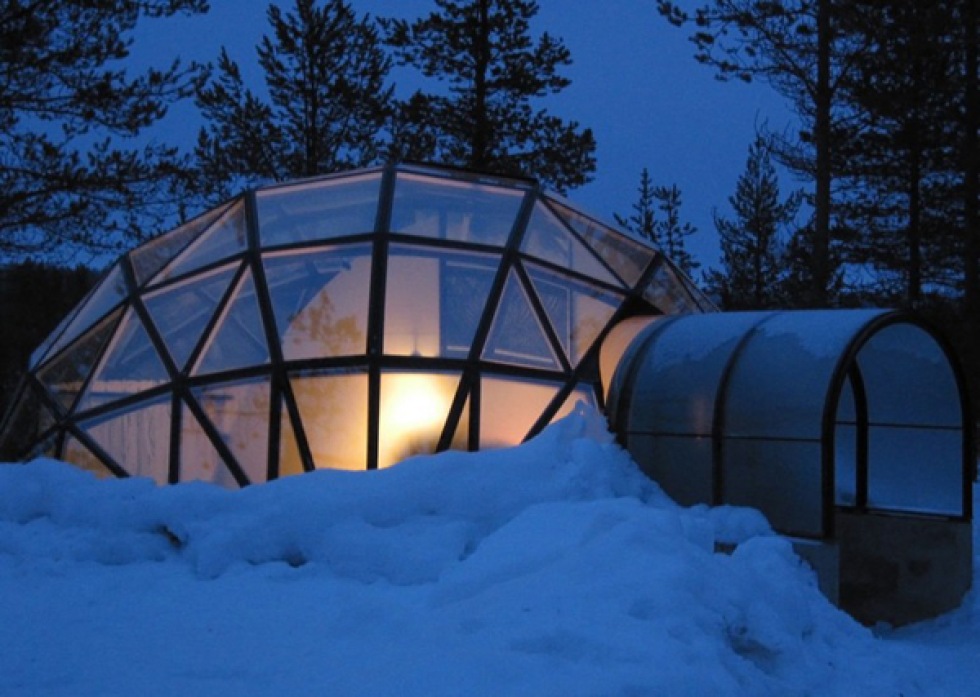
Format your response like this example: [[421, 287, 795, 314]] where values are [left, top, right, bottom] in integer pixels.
[[1, 164, 710, 485]]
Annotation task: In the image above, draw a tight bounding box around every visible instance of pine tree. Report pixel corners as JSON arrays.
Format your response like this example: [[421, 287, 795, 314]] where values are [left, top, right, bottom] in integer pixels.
[[709, 136, 801, 309], [0, 0, 208, 261], [653, 184, 699, 276], [614, 168, 659, 246], [383, 0, 596, 192], [195, 0, 393, 201]]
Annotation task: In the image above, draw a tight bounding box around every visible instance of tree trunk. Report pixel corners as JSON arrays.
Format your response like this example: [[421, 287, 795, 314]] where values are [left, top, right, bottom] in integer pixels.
[[813, 0, 833, 307]]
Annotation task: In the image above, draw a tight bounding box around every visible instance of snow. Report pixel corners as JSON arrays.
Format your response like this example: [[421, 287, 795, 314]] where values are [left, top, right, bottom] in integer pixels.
[[1, 405, 978, 696]]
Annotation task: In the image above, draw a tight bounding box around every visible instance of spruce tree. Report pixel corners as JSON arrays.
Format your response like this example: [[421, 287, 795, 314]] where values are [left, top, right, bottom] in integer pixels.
[[195, 0, 393, 201], [709, 136, 801, 309], [383, 0, 596, 192], [614, 168, 660, 246], [653, 184, 699, 276], [0, 0, 208, 261]]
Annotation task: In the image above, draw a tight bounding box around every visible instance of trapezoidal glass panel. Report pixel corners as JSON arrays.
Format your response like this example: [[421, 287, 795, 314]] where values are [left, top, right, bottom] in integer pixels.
[[548, 200, 655, 287], [482, 270, 560, 370], [131, 203, 229, 287], [378, 372, 461, 469], [192, 378, 271, 485], [193, 269, 270, 376], [180, 402, 241, 487], [385, 245, 498, 358], [264, 244, 372, 361], [480, 376, 561, 448], [142, 263, 240, 372], [257, 172, 382, 248], [643, 261, 700, 315], [36, 309, 122, 414], [390, 173, 524, 246], [77, 308, 169, 412], [63, 436, 116, 479], [867, 426, 962, 516], [154, 201, 249, 284], [81, 394, 172, 484], [290, 370, 367, 471], [40, 264, 129, 367], [526, 264, 624, 367], [520, 202, 622, 287]]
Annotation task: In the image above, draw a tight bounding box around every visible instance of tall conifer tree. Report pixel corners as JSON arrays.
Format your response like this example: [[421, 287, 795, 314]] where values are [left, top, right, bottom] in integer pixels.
[[195, 0, 392, 201], [383, 0, 596, 192]]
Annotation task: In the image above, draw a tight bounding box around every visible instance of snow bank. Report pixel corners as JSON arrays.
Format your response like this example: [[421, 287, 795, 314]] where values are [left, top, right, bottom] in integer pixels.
[[0, 406, 957, 695]]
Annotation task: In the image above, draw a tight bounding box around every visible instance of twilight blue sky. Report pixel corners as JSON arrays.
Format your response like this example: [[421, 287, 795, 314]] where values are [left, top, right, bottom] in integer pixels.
[[134, 0, 798, 270]]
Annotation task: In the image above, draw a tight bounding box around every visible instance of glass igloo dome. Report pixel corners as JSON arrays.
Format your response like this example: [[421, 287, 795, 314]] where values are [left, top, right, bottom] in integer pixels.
[[1, 163, 710, 485]]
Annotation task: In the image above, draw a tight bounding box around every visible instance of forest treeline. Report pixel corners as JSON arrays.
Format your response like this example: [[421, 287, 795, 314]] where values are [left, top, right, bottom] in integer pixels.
[[2, 0, 980, 417]]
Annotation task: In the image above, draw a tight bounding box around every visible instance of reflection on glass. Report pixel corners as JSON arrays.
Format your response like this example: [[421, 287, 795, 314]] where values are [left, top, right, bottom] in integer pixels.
[[521, 203, 622, 287], [483, 271, 560, 369], [194, 270, 270, 375], [265, 245, 371, 360], [480, 376, 561, 448], [526, 264, 623, 366], [132, 204, 226, 287], [379, 372, 459, 468], [291, 370, 367, 470], [156, 201, 248, 284], [643, 263, 698, 314], [192, 379, 271, 485], [41, 264, 129, 366], [258, 173, 381, 247], [549, 201, 655, 286], [390, 173, 524, 246], [385, 246, 497, 358], [82, 396, 172, 484], [37, 310, 122, 413], [143, 263, 239, 371]]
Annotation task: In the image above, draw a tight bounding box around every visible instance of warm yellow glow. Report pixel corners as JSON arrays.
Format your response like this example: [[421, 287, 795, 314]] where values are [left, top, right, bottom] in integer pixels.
[[378, 373, 458, 469]]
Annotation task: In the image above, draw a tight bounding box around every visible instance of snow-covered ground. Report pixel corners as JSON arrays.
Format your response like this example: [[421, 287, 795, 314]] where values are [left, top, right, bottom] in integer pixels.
[[1, 406, 978, 696]]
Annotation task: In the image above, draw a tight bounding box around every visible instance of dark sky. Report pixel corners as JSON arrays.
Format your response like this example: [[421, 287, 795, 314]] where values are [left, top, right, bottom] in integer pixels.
[[134, 0, 798, 270]]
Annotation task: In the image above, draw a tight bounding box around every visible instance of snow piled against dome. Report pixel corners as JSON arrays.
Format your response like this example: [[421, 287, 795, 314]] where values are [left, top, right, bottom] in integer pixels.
[[0, 405, 977, 696]]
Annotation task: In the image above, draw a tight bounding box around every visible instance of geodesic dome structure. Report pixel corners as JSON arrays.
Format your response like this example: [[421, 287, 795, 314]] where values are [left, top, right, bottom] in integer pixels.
[[1, 163, 710, 485]]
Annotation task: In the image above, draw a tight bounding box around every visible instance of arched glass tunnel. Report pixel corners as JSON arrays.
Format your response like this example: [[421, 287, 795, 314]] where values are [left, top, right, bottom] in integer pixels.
[[603, 309, 974, 625]]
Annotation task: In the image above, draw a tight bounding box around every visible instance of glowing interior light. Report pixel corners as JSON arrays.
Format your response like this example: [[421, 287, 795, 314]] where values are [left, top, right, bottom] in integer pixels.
[[378, 373, 457, 468]]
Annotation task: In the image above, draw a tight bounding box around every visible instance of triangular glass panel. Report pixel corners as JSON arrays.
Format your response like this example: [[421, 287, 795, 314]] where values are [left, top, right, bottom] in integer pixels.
[[193, 269, 270, 376], [549, 200, 656, 287], [0, 382, 57, 460], [479, 376, 561, 448], [191, 378, 270, 485], [78, 308, 169, 413], [378, 371, 461, 469], [63, 436, 116, 479], [390, 173, 524, 247], [521, 202, 623, 287], [81, 395, 172, 484], [482, 270, 560, 370], [157, 201, 249, 283], [278, 405, 306, 478], [290, 370, 367, 471], [40, 264, 129, 366], [264, 245, 372, 360], [36, 309, 122, 414], [257, 172, 382, 248], [642, 262, 700, 315], [142, 263, 239, 372], [526, 264, 624, 366], [131, 204, 229, 287], [179, 400, 241, 487]]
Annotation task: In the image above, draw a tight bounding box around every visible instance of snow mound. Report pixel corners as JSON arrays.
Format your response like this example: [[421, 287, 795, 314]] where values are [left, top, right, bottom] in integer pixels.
[[0, 406, 940, 695]]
